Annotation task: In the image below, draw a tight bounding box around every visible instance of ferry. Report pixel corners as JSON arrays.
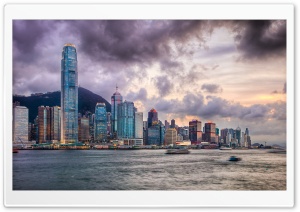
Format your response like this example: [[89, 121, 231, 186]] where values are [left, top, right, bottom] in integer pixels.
[[165, 149, 190, 154], [220, 147, 232, 150], [228, 156, 241, 161]]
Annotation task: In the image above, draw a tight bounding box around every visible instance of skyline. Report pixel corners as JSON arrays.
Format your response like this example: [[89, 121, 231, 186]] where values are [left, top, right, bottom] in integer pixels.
[[13, 20, 287, 145]]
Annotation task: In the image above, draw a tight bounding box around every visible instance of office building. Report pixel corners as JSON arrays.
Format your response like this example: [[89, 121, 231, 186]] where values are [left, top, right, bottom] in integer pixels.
[[147, 108, 158, 128], [117, 101, 135, 139], [170, 119, 175, 128], [61, 43, 78, 144], [135, 112, 143, 138], [189, 120, 202, 145], [13, 106, 29, 142], [111, 86, 123, 136], [94, 103, 107, 142]]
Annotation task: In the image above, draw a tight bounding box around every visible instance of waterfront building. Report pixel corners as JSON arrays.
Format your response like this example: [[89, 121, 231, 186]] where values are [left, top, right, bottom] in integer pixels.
[[204, 122, 216, 143], [51, 106, 61, 141], [94, 103, 107, 142], [164, 128, 177, 146], [143, 121, 148, 145], [135, 112, 143, 139], [235, 126, 241, 146], [170, 119, 175, 128], [189, 120, 202, 145], [37, 106, 51, 143], [61, 43, 78, 144], [165, 120, 170, 130], [245, 128, 250, 136], [111, 86, 123, 136], [106, 112, 112, 136], [147, 108, 158, 128], [13, 106, 29, 142], [117, 101, 135, 139], [220, 128, 228, 144], [79, 116, 90, 142], [147, 124, 161, 145]]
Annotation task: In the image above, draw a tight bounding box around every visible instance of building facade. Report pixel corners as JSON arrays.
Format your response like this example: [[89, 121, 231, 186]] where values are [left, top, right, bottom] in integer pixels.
[[147, 108, 158, 128], [61, 43, 78, 144], [134, 112, 143, 139], [111, 86, 123, 137], [117, 101, 135, 139], [13, 106, 29, 142], [189, 120, 202, 145], [94, 103, 107, 142], [164, 128, 177, 146]]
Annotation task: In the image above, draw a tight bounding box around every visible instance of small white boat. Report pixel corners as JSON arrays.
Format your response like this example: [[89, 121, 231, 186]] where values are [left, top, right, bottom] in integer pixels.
[[220, 147, 232, 150]]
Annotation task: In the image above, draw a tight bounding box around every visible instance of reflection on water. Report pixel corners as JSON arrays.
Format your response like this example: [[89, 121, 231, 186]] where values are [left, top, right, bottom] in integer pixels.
[[13, 149, 286, 190]]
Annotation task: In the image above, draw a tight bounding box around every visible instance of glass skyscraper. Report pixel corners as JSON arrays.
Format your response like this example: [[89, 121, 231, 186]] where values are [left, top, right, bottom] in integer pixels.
[[94, 103, 107, 142], [61, 43, 78, 144], [111, 86, 123, 137], [117, 101, 135, 139]]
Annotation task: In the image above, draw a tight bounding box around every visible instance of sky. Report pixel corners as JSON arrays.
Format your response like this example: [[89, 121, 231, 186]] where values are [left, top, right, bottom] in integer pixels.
[[13, 20, 286, 145]]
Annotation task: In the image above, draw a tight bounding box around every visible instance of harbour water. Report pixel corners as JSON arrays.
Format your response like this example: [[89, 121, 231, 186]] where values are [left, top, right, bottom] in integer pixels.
[[13, 149, 286, 190]]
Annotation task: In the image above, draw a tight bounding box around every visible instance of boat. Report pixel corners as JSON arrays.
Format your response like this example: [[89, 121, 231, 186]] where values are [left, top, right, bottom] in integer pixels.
[[268, 149, 286, 154], [165, 149, 190, 154], [220, 147, 232, 150], [13, 148, 19, 153], [228, 156, 241, 161]]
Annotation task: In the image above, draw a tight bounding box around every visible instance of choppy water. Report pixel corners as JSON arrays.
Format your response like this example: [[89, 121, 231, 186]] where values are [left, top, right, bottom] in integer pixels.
[[13, 149, 286, 190]]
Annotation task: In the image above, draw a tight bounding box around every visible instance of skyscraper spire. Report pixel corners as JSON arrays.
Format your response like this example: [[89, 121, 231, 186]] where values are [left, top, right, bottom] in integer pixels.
[[116, 84, 118, 92]]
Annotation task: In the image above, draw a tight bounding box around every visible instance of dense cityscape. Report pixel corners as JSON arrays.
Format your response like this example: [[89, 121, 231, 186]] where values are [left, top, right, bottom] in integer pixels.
[[12, 43, 255, 150]]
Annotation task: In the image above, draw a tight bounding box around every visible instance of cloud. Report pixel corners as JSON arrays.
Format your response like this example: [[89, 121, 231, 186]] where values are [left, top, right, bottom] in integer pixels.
[[283, 82, 286, 93], [232, 20, 286, 60], [201, 84, 223, 93], [125, 88, 148, 102], [154, 76, 174, 97]]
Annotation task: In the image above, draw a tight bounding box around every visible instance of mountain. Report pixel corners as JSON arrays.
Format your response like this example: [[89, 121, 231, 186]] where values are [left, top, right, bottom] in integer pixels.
[[13, 87, 111, 123]]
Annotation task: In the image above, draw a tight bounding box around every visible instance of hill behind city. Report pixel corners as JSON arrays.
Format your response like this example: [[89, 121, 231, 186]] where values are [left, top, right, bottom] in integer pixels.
[[13, 87, 111, 123]]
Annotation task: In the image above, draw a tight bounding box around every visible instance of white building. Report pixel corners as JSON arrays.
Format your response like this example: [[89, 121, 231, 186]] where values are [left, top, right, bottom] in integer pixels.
[[13, 106, 29, 142], [135, 112, 143, 139]]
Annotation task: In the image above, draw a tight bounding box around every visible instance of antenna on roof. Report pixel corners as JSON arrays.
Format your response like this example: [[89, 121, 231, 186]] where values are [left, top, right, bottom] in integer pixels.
[[116, 84, 118, 92]]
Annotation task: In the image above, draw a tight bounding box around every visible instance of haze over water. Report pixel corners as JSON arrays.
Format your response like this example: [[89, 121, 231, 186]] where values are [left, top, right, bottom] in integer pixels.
[[13, 149, 286, 190]]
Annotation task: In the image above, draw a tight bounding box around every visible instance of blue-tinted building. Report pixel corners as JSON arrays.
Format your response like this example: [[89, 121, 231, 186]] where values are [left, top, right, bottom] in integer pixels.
[[111, 86, 123, 137], [117, 101, 135, 139], [61, 43, 78, 144], [94, 103, 107, 142]]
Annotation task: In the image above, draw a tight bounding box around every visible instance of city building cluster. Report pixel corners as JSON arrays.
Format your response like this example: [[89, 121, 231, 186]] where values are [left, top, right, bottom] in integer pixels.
[[12, 44, 252, 149]]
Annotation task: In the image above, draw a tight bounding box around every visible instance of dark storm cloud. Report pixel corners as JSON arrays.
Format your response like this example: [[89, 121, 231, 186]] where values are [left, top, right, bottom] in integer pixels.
[[154, 76, 173, 97], [201, 83, 223, 93], [233, 20, 286, 60]]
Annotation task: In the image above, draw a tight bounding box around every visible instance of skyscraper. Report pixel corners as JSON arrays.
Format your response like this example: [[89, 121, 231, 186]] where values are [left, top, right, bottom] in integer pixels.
[[117, 101, 135, 139], [111, 86, 123, 137], [189, 120, 202, 145], [235, 126, 241, 146], [13, 106, 29, 142], [135, 112, 143, 139], [147, 108, 158, 128], [61, 43, 78, 144], [170, 119, 175, 128], [94, 103, 107, 142], [204, 122, 216, 143]]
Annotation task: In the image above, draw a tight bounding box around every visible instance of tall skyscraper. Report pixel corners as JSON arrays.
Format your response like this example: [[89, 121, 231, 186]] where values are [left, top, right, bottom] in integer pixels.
[[164, 128, 177, 146], [165, 120, 170, 130], [204, 122, 216, 143], [135, 112, 143, 139], [61, 43, 78, 144], [170, 119, 175, 128], [79, 116, 90, 142], [235, 126, 241, 146], [13, 106, 29, 142], [147, 108, 158, 127], [189, 120, 202, 145], [245, 128, 250, 136], [117, 101, 135, 139], [94, 103, 107, 142], [111, 86, 123, 136]]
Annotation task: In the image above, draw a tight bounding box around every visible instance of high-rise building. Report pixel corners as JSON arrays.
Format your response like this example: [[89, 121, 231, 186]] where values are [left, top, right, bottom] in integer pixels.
[[147, 124, 161, 145], [147, 108, 158, 128], [61, 43, 78, 144], [170, 119, 175, 128], [37, 106, 51, 143], [106, 112, 112, 136], [235, 126, 241, 146], [51, 106, 61, 141], [164, 128, 177, 145], [203, 122, 216, 143], [189, 120, 202, 145], [135, 112, 143, 139], [245, 128, 250, 136], [13, 106, 29, 142], [111, 86, 123, 137], [117, 101, 135, 139], [94, 103, 107, 142], [165, 120, 170, 130], [79, 116, 90, 142], [220, 128, 228, 144]]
